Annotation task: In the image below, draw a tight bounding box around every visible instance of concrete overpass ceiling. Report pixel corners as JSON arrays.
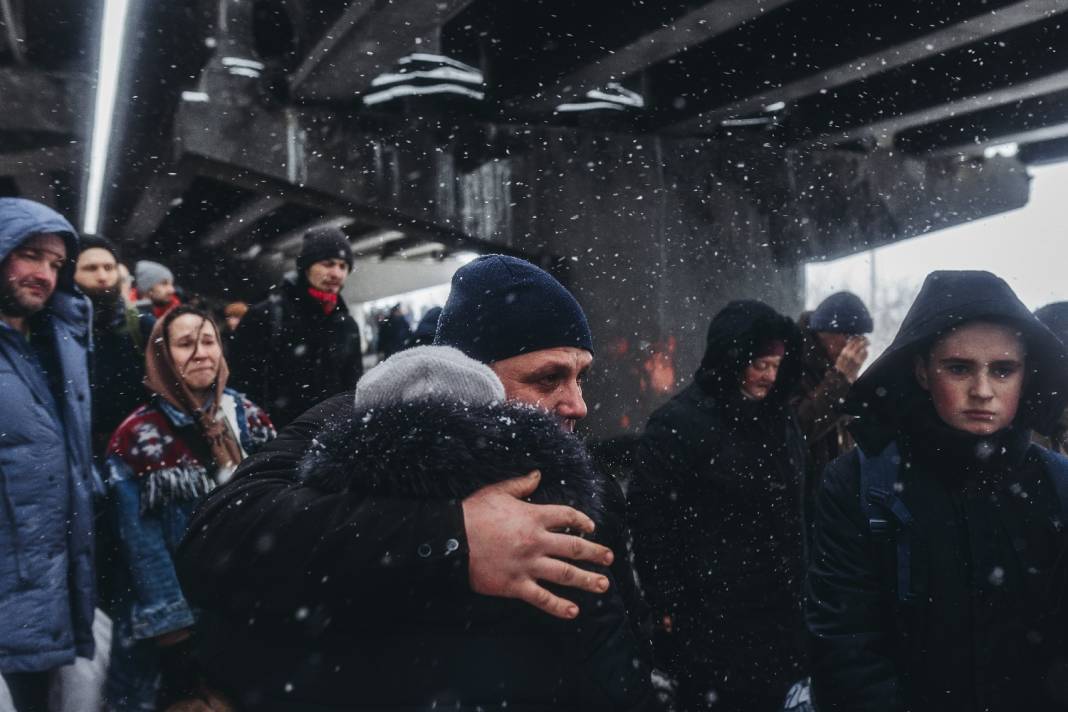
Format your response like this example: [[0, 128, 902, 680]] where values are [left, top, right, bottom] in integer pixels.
[[3, 0, 1068, 301]]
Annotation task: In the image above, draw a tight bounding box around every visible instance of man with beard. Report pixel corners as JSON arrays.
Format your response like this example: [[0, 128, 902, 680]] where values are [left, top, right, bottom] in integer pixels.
[[0, 198, 95, 711], [228, 226, 364, 428], [177, 256, 634, 709], [74, 235, 155, 458]]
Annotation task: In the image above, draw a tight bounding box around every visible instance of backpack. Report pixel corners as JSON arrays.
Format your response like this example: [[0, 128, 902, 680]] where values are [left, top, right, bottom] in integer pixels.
[[123, 305, 148, 354], [858, 441, 1068, 603]]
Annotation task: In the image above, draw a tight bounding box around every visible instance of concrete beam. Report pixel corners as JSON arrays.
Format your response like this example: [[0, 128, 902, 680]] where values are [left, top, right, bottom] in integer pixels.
[[121, 166, 194, 244], [895, 88, 1068, 156], [788, 12, 1068, 148], [265, 216, 356, 255], [670, 0, 1068, 133], [13, 172, 58, 208], [0, 0, 26, 64], [521, 0, 793, 112], [290, 0, 476, 101], [1018, 135, 1068, 164], [199, 194, 286, 248], [0, 68, 87, 134], [0, 144, 77, 175]]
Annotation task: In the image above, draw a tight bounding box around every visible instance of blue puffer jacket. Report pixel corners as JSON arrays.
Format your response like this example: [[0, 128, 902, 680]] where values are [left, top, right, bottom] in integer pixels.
[[0, 198, 95, 673]]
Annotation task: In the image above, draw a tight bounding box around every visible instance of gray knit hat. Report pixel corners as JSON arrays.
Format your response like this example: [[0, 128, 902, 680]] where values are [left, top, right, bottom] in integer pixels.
[[134, 260, 174, 293], [354, 345, 505, 410]]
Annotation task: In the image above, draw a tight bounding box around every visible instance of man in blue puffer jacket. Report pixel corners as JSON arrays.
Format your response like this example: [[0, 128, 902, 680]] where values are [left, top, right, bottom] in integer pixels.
[[0, 198, 95, 711]]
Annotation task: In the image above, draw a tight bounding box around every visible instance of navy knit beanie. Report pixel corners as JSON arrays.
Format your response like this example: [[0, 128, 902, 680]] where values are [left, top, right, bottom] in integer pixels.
[[809, 291, 874, 334], [297, 226, 354, 273], [79, 234, 120, 260], [435, 255, 594, 364], [1035, 302, 1068, 345]]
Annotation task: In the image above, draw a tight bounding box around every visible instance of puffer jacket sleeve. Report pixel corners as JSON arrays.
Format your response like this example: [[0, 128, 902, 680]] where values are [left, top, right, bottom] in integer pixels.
[[806, 452, 904, 712], [108, 456, 196, 639], [176, 393, 470, 621]]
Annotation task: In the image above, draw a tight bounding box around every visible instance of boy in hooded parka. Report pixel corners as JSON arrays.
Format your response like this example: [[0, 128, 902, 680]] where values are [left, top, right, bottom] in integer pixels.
[[807, 270, 1068, 712]]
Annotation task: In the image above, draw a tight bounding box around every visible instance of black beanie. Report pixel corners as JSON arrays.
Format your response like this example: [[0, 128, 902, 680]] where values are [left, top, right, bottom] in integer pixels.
[[1035, 302, 1068, 345], [809, 291, 873, 334], [434, 255, 594, 364], [79, 234, 120, 260], [297, 226, 354, 273]]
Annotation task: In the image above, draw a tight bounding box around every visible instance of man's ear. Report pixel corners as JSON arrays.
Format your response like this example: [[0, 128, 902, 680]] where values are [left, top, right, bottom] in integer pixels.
[[914, 354, 930, 391]]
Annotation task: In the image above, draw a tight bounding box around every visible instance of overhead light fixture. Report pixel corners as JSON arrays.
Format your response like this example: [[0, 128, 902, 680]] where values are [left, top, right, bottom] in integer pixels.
[[82, 0, 134, 235], [983, 142, 1019, 159]]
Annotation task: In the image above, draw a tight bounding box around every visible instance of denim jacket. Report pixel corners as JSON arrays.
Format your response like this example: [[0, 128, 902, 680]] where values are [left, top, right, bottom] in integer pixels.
[[107, 389, 275, 639]]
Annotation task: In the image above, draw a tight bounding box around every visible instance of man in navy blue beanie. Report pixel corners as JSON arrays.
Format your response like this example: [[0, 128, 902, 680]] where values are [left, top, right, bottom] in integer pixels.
[[177, 254, 627, 710], [794, 291, 873, 525], [436, 254, 594, 432]]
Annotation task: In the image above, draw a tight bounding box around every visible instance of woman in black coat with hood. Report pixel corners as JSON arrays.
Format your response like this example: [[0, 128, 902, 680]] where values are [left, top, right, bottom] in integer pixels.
[[628, 300, 808, 711], [194, 345, 655, 712], [806, 270, 1068, 712]]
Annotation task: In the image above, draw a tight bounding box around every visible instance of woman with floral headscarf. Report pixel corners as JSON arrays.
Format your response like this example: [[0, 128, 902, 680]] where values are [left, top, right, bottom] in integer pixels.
[[104, 305, 274, 712]]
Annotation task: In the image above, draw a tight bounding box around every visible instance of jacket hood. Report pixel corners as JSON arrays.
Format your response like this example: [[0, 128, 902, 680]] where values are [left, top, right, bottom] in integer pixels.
[[695, 299, 802, 404], [0, 198, 80, 294], [848, 270, 1068, 441], [298, 399, 606, 525]]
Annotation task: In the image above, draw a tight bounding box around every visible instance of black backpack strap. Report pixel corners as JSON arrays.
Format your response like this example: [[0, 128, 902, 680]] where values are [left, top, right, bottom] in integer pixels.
[[858, 441, 917, 604], [262, 295, 284, 407], [1035, 447, 1068, 531]]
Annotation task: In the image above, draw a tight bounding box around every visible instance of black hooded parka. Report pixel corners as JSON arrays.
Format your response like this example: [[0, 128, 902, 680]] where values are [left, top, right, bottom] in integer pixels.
[[628, 300, 808, 711], [188, 396, 654, 712], [806, 271, 1068, 712]]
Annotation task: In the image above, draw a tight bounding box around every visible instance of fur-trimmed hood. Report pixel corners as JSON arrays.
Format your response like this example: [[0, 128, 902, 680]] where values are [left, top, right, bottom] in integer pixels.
[[299, 398, 607, 526]]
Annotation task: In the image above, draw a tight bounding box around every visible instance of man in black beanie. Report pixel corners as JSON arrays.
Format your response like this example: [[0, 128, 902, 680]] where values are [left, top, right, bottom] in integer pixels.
[[74, 234, 155, 458], [229, 226, 363, 427], [177, 255, 629, 711]]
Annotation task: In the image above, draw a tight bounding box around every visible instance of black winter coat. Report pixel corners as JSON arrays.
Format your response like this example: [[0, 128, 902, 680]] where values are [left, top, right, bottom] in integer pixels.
[[628, 300, 807, 712], [807, 270, 1068, 712], [178, 393, 653, 711], [87, 296, 154, 458], [229, 277, 363, 428]]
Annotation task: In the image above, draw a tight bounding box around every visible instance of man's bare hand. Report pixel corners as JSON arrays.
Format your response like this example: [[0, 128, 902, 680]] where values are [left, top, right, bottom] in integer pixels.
[[462, 470, 614, 620], [835, 335, 870, 383]]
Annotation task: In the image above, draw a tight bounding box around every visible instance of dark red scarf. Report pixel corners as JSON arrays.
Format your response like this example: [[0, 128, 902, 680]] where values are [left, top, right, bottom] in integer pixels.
[[307, 287, 339, 315]]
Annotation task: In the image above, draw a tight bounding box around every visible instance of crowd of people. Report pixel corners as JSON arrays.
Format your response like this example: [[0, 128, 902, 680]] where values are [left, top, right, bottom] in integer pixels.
[[2, 194, 1068, 712]]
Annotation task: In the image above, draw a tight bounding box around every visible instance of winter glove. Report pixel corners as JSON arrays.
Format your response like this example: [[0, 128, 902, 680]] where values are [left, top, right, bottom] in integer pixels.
[[157, 632, 201, 707]]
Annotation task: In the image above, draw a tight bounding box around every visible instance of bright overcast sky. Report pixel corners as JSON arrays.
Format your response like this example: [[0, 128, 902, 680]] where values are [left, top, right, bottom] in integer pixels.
[[806, 160, 1068, 355]]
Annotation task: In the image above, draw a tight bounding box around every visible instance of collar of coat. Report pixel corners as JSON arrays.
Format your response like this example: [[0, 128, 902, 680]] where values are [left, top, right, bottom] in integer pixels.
[[298, 398, 606, 528]]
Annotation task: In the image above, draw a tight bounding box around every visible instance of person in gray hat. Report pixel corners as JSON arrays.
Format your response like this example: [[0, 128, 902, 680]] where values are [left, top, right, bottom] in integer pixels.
[[228, 225, 364, 428], [177, 256, 627, 710], [134, 259, 179, 319]]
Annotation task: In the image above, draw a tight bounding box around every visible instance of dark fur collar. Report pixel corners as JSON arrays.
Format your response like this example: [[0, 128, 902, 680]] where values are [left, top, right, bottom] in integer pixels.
[[298, 399, 606, 524]]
